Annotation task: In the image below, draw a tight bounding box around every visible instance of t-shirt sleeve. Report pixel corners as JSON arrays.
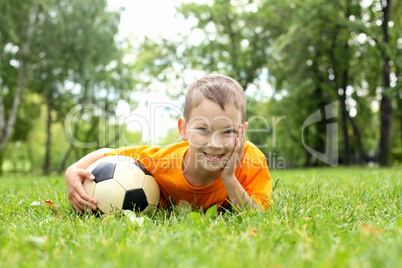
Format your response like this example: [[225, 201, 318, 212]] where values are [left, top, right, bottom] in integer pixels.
[[103, 145, 161, 173], [247, 158, 272, 209], [237, 144, 272, 210], [104, 145, 151, 158]]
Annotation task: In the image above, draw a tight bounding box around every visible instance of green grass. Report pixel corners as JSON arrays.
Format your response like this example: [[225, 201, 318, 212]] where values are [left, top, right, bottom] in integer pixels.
[[0, 167, 401, 268]]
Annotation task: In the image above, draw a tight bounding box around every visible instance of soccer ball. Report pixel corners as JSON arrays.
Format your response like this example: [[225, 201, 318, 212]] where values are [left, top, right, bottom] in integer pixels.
[[83, 155, 160, 213]]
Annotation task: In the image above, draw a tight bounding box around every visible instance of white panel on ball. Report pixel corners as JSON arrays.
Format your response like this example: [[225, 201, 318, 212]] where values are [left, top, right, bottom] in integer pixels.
[[143, 175, 160, 208], [113, 163, 145, 190], [94, 179, 126, 213]]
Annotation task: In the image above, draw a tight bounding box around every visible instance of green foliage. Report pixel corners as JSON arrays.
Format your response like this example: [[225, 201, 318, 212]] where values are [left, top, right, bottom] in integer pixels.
[[0, 167, 401, 267], [1, 0, 401, 171], [137, 0, 400, 167], [156, 128, 181, 148], [11, 93, 41, 142], [0, 0, 139, 173], [177, 0, 281, 89]]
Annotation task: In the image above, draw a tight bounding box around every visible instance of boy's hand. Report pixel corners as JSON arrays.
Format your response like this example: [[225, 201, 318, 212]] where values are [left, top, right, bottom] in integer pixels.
[[220, 124, 245, 181], [65, 167, 97, 213]]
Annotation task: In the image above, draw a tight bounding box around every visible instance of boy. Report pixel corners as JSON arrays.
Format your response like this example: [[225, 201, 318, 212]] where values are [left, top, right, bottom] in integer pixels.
[[65, 74, 272, 213]]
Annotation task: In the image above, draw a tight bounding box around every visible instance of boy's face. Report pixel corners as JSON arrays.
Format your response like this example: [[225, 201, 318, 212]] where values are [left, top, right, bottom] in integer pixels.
[[179, 99, 246, 173]]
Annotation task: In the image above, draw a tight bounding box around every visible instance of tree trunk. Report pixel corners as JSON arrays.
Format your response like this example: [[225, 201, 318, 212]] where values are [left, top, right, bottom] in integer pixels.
[[58, 106, 84, 173], [315, 85, 327, 166], [304, 148, 312, 167], [27, 136, 35, 173], [0, 151, 3, 176], [340, 40, 365, 165], [379, 0, 393, 166], [82, 117, 100, 156], [340, 96, 350, 165], [59, 145, 74, 174], [330, 34, 350, 166], [347, 113, 366, 165], [0, 5, 38, 154], [396, 49, 402, 161], [0, 60, 24, 152], [58, 77, 91, 174], [44, 97, 53, 175]]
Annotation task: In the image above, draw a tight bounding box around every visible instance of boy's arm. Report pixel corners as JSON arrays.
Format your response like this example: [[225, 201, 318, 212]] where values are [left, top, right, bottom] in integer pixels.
[[220, 124, 258, 209], [65, 148, 112, 213], [222, 176, 257, 209]]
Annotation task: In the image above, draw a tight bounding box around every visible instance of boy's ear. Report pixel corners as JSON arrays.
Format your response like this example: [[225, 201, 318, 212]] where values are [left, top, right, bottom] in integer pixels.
[[178, 118, 188, 141]]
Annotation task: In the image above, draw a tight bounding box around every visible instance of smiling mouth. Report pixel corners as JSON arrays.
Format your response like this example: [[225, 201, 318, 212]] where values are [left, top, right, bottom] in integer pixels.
[[203, 152, 225, 162]]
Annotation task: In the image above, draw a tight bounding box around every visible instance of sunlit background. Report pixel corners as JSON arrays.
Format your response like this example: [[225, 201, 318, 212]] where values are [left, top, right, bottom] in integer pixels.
[[107, 0, 273, 139], [0, 0, 400, 174]]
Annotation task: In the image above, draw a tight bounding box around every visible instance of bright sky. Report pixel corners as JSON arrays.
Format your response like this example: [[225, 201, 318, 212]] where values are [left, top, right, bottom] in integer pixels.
[[105, 0, 386, 144], [106, 0, 193, 144], [106, 0, 272, 144], [107, 0, 196, 40]]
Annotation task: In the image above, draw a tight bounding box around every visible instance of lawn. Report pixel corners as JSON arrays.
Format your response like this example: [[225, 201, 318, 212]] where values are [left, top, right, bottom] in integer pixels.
[[0, 167, 401, 267]]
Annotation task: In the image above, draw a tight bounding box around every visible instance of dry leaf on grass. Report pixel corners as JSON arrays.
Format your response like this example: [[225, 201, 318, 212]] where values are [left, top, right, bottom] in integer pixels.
[[246, 228, 257, 237], [362, 222, 384, 235], [45, 199, 61, 218]]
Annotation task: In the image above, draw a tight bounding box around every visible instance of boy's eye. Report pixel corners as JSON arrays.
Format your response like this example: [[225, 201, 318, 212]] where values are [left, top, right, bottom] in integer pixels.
[[224, 129, 236, 134], [198, 127, 208, 132]]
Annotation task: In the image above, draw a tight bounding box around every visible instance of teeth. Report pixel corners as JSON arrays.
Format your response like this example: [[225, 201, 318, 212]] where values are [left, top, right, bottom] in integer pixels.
[[205, 153, 222, 159]]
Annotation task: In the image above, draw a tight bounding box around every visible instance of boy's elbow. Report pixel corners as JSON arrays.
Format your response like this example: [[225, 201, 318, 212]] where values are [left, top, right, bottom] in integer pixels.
[[252, 194, 272, 210], [97, 148, 113, 154]]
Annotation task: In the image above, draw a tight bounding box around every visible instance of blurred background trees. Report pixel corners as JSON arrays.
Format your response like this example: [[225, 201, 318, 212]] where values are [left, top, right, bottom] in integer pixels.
[[0, 0, 137, 174], [0, 0, 400, 174]]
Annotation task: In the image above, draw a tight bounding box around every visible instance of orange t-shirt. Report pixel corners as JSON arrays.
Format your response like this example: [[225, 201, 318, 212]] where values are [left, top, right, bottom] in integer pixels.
[[104, 141, 272, 210]]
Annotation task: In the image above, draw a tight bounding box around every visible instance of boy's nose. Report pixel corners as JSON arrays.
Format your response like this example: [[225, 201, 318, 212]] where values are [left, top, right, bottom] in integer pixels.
[[207, 133, 225, 148]]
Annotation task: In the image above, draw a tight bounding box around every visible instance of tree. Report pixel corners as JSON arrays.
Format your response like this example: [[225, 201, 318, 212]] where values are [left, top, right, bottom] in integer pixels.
[[378, 0, 393, 166], [31, 0, 126, 174], [127, 0, 400, 167], [0, 0, 138, 174], [0, 0, 39, 160], [360, 0, 400, 166], [178, 0, 291, 89]]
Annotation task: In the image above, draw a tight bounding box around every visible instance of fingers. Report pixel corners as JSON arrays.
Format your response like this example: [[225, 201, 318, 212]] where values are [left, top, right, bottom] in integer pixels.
[[77, 182, 97, 204], [78, 169, 97, 205], [69, 178, 97, 213], [77, 169, 95, 181], [66, 167, 98, 213], [71, 202, 82, 214], [237, 124, 245, 153], [71, 199, 91, 214], [227, 127, 243, 166], [71, 190, 97, 212], [221, 124, 246, 180]]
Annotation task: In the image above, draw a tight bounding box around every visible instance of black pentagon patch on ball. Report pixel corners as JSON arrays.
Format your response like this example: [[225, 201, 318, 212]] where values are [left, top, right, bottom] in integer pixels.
[[122, 189, 148, 211], [92, 162, 116, 183]]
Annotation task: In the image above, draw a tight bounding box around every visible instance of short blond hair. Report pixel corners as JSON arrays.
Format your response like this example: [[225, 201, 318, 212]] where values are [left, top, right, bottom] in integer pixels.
[[183, 74, 247, 122]]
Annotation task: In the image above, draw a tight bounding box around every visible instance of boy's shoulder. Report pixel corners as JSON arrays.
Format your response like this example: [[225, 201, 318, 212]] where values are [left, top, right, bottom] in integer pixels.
[[241, 141, 268, 170], [105, 141, 189, 160], [243, 141, 266, 158]]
